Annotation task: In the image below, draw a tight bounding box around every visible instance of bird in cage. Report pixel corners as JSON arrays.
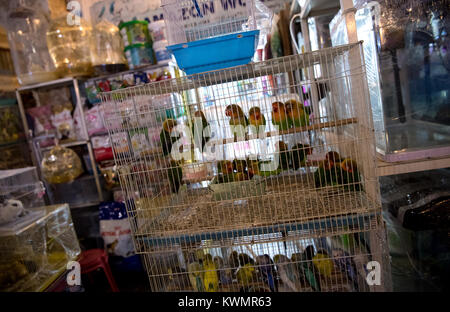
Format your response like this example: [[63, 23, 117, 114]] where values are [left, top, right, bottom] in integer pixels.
[[255, 254, 278, 292], [290, 144, 312, 170], [271, 102, 291, 131], [203, 254, 219, 292], [191, 110, 210, 151], [187, 258, 205, 292], [246, 158, 260, 179], [285, 99, 309, 127], [301, 245, 322, 291], [225, 104, 248, 139], [228, 251, 240, 280], [339, 158, 361, 191], [332, 249, 359, 291], [276, 141, 291, 171], [168, 159, 183, 193], [233, 159, 248, 181], [214, 256, 233, 285], [160, 118, 179, 156], [291, 252, 316, 290], [314, 151, 342, 188], [273, 254, 301, 292], [312, 249, 334, 278], [217, 160, 235, 183], [248, 106, 266, 133]]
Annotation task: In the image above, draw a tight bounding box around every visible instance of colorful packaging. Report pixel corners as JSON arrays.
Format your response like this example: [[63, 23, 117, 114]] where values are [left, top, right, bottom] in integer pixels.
[[129, 128, 151, 157], [134, 71, 150, 85], [124, 43, 156, 69], [50, 108, 75, 140], [85, 105, 106, 136], [111, 132, 129, 154], [92, 135, 113, 162], [119, 20, 152, 46], [99, 201, 135, 258]]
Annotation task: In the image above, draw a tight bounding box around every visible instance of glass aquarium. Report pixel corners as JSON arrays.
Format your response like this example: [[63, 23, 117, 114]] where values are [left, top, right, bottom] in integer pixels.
[[330, 0, 450, 162]]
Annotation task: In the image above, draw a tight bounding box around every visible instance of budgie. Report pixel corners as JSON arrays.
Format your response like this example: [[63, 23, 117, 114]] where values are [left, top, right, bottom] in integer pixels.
[[273, 254, 301, 292], [312, 249, 335, 278], [203, 254, 219, 292], [332, 249, 359, 291], [301, 245, 321, 291], [271, 102, 291, 131], [256, 254, 278, 292], [187, 261, 204, 292], [214, 256, 232, 285]]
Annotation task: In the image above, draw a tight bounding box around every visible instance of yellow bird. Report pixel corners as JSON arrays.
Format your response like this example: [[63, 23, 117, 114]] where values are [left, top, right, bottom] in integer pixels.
[[312, 251, 334, 278], [203, 254, 219, 292]]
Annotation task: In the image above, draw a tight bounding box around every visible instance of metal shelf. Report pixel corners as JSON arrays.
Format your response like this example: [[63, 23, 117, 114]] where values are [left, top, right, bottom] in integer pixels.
[[376, 155, 450, 176], [39, 140, 89, 152], [16, 77, 79, 91]]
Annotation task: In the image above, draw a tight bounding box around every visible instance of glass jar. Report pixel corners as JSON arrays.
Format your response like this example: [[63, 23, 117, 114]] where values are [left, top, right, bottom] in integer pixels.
[[7, 4, 57, 85], [46, 16, 93, 77], [91, 20, 128, 76], [41, 145, 83, 184]]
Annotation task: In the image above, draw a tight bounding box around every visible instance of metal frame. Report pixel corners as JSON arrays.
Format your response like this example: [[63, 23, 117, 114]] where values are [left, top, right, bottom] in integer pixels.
[[15, 77, 104, 208]]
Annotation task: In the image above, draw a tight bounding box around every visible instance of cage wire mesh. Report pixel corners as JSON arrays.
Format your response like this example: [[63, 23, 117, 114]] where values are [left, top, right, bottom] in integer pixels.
[[162, 0, 258, 45], [100, 41, 389, 292]]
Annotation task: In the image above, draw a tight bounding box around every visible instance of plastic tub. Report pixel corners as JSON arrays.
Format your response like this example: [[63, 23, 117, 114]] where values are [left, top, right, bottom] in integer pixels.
[[119, 20, 152, 46], [148, 20, 167, 42], [153, 40, 171, 63], [124, 43, 156, 69], [166, 30, 259, 75]]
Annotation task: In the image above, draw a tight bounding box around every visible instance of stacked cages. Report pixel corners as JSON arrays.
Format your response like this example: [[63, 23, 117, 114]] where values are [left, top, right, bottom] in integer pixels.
[[100, 42, 391, 292]]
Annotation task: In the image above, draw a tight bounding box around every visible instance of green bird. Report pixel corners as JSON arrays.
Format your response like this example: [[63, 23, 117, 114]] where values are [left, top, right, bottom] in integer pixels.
[[236, 264, 257, 291], [187, 261, 205, 292], [225, 104, 248, 139], [271, 102, 291, 131], [285, 99, 309, 127], [276, 141, 291, 170], [168, 160, 183, 193], [300, 245, 321, 292], [273, 254, 301, 292], [248, 106, 266, 133], [203, 254, 219, 292], [339, 158, 361, 191], [191, 110, 210, 151], [160, 119, 178, 156], [290, 144, 312, 170]]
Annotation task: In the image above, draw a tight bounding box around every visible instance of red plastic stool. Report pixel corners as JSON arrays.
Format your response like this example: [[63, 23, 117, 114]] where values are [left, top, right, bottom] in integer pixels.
[[79, 249, 119, 292]]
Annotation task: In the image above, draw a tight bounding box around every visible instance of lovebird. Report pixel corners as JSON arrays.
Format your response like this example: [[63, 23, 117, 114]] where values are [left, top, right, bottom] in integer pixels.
[[248, 106, 266, 133], [191, 110, 210, 151], [339, 158, 361, 190], [168, 159, 183, 193], [273, 254, 301, 292], [187, 261, 205, 292], [256, 254, 278, 292], [290, 144, 312, 170], [225, 104, 248, 139], [217, 160, 235, 183], [271, 102, 291, 131], [247, 158, 260, 179], [314, 158, 340, 188], [285, 99, 309, 127], [160, 119, 178, 156], [276, 141, 291, 170], [203, 254, 219, 292]]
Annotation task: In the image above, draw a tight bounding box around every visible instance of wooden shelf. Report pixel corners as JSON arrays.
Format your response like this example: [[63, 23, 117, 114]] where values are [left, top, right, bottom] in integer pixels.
[[376, 155, 450, 176]]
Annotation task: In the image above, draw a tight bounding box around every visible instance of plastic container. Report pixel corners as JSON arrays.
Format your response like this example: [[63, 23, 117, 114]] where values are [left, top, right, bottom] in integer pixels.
[[166, 30, 259, 75], [148, 20, 167, 42], [153, 40, 171, 63], [119, 20, 152, 46], [40, 145, 84, 184], [330, 1, 450, 162], [124, 43, 156, 69], [91, 20, 128, 76], [46, 16, 94, 77], [7, 4, 57, 85], [162, 0, 270, 74]]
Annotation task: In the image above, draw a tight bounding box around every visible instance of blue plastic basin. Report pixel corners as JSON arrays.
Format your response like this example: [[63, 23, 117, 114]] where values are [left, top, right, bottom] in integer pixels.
[[166, 30, 260, 75]]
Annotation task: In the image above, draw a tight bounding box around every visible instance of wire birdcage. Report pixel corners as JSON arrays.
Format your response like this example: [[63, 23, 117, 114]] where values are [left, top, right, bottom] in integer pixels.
[[100, 41, 390, 292]]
